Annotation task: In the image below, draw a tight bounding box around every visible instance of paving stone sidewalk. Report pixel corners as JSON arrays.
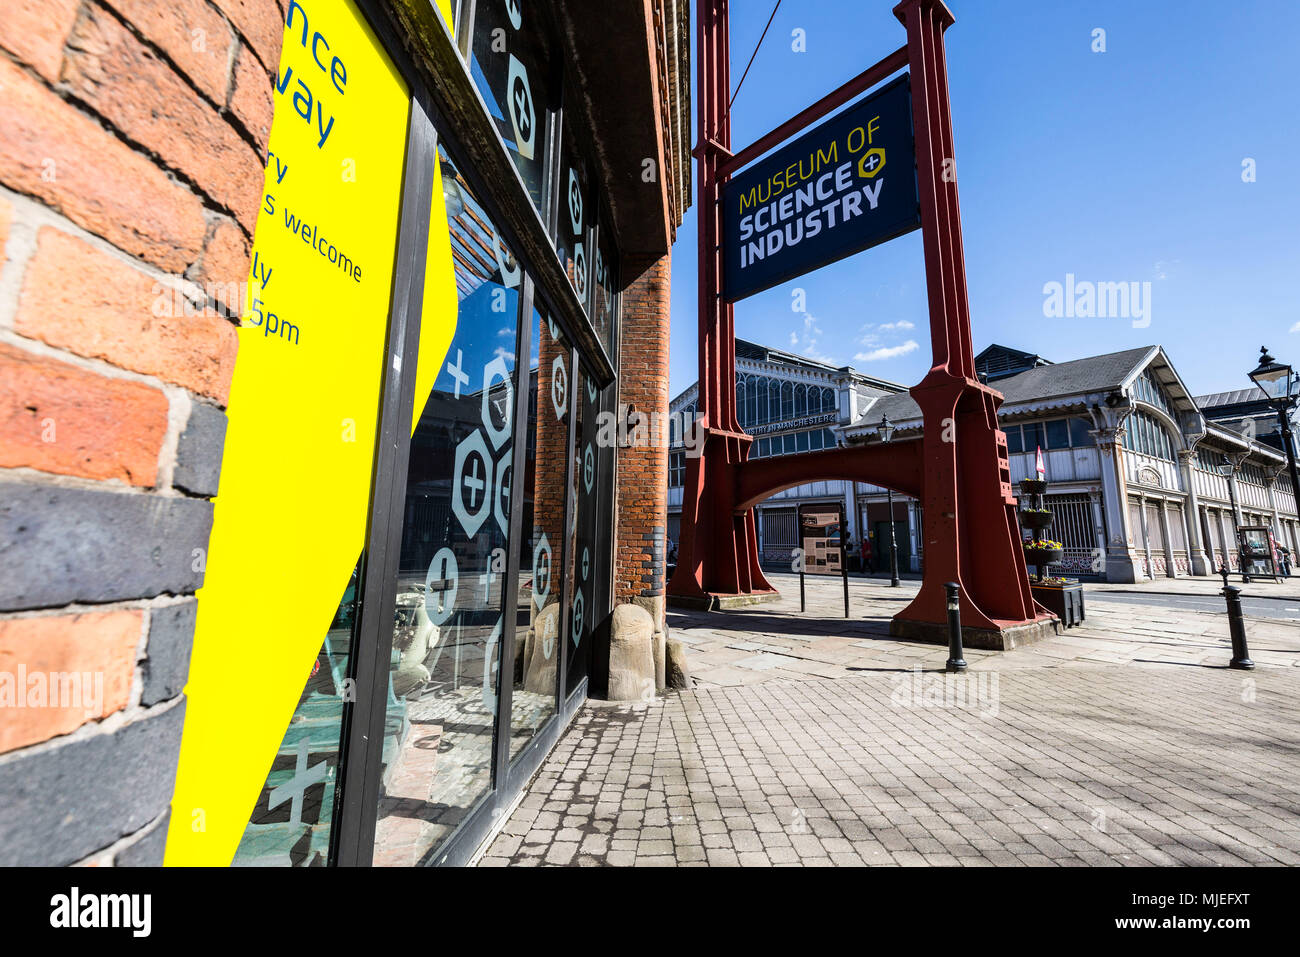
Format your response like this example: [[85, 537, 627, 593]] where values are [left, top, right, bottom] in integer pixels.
[[480, 666, 1300, 866], [672, 572, 1300, 688], [479, 573, 1300, 867]]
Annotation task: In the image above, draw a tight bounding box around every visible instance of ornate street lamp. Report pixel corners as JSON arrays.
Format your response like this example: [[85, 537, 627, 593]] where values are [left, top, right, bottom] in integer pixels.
[[1247, 346, 1300, 515], [1217, 455, 1248, 583], [878, 414, 900, 587]]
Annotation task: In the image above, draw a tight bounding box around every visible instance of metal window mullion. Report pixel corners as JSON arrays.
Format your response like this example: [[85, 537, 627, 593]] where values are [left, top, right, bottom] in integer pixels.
[[457, 0, 477, 58], [555, 344, 580, 702], [492, 272, 536, 785], [333, 92, 439, 867]]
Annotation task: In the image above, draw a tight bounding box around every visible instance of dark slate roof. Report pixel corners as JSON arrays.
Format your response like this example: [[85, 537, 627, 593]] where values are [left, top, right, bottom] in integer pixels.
[[974, 343, 1052, 380], [852, 345, 1156, 428], [1195, 389, 1264, 410]]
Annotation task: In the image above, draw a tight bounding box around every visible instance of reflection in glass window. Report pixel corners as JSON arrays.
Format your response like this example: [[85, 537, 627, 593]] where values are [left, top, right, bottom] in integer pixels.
[[232, 559, 361, 866], [469, 0, 553, 215], [510, 308, 571, 760], [371, 149, 521, 866], [1046, 419, 1070, 450], [566, 362, 610, 694], [557, 124, 591, 308], [1005, 425, 1022, 454], [1069, 417, 1095, 447], [592, 209, 618, 353]]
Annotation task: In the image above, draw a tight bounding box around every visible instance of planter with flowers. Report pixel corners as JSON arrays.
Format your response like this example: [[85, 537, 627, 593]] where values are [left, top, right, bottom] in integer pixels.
[[1019, 475, 1084, 627]]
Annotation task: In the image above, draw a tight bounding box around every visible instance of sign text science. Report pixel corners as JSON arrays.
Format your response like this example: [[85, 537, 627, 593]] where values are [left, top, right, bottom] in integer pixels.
[[722, 75, 920, 302]]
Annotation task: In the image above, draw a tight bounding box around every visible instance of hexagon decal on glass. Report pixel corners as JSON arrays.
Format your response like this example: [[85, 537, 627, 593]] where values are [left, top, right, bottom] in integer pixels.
[[424, 546, 458, 626], [572, 242, 588, 299], [567, 168, 583, 235], [571, 589, 585, 646], [551, 354, 568, 420], [481, 355, 514, 451], [532, 532, 552, 611], [506, 54, 535, 161], [452, 430, 493, 538], [494, 448, 513, 536]]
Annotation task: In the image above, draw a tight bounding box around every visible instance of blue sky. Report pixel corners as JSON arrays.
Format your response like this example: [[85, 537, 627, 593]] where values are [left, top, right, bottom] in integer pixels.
[[667, 0, 1300, 401]]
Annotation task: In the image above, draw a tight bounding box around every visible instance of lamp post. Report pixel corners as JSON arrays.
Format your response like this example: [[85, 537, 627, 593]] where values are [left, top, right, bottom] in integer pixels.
[[1217, 456, 1248, 583], [1247, 346, 1300, 518], [879, 415, 901, 588]]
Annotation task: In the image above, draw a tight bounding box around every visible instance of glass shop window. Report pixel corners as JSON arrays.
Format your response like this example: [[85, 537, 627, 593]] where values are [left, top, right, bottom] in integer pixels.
[[1046, 419, 1070, 450], [469, 0, 555, 216], [566, 360, 611, 695], [1022, 422, 1046, 454], [510, 307, 573, 762], [591, 208, 619, 354], [370, 147, 523, 866], [556, 123, 592, 310]]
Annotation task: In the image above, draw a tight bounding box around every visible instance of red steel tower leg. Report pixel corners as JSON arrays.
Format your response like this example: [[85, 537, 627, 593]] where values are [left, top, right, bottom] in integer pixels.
[[889, 0, 1040, 638], [668, 0, 773, 603]]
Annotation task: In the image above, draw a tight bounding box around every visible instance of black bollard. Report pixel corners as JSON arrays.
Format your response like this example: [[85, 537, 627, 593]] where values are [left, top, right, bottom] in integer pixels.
[[1222, 585, 1255, 670], [1218, 564, 1230, 591], [944, 581, 968, 672]]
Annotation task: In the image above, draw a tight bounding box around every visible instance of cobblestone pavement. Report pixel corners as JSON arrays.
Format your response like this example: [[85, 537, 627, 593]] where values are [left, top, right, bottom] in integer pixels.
[[481, 666, 1300, 866], [478, 573, 1300, 866], [672, 573, 1300, 688]]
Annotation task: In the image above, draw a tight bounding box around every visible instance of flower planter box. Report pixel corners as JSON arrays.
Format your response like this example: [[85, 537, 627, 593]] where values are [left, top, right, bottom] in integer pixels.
[[1019, 479, 1047, 495], [1023, 546, 1064, 566], [1020, 510, 1053, 530], [1031, 580, 1085, 628]]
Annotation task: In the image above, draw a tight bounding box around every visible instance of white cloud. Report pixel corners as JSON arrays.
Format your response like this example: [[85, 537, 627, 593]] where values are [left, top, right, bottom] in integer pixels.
[[1290, 321, 1300, 334], [855, 340, 919, 362], [877, 320, 915, 331]]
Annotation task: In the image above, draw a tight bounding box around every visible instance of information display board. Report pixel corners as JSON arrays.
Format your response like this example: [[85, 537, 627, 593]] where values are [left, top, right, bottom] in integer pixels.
[[798, 503, 850, 618]]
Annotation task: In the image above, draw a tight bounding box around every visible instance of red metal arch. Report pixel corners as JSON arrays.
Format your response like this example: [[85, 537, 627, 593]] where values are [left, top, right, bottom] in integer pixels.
[[733, 441, 924, 513]]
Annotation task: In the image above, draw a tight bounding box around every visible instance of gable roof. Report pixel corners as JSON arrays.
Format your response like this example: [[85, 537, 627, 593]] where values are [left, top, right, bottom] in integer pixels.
[[847, 345, 1157, 430], [974, 343, 1053, 381]]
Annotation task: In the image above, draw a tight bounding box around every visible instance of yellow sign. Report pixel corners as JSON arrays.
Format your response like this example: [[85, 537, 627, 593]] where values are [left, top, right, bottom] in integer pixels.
[[166, 0, 418, 865]]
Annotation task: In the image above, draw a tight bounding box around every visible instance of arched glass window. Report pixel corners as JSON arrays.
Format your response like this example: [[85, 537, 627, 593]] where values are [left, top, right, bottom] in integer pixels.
[[755, 377, 768, 425], [795, 383, 807, 416], [781, 381, 793, 419], [768, 379, 781, 425]]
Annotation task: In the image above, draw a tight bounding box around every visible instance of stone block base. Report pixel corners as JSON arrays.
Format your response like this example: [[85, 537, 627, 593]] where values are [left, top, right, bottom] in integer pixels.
[[666, 590, 780, 611], [889, 614, 1059, 651]]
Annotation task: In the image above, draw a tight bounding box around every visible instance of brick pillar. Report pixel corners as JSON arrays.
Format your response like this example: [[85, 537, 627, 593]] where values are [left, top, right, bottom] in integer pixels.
[[0, 0, 282, 866], [614, 251, 672, 627]]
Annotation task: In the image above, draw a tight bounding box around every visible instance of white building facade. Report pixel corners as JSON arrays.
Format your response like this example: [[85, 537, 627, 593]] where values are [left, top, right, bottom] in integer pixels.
[[668, 342, 1300, 583]]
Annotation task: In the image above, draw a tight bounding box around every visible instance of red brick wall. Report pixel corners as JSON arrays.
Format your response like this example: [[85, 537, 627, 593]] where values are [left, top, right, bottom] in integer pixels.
[[614, 250, 672, 603], [0, 0, 283, 866]]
